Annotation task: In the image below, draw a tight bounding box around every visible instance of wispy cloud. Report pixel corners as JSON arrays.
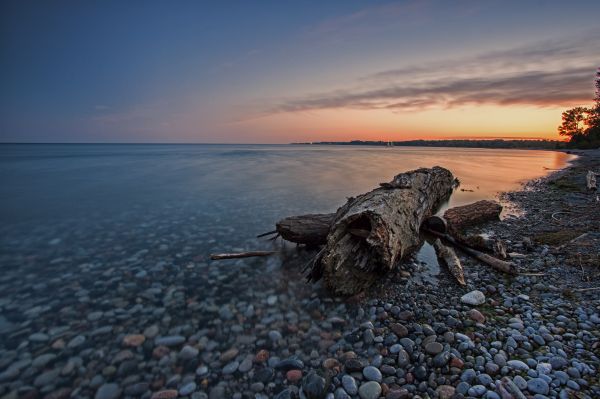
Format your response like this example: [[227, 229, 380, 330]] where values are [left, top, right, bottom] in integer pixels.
[[271, 33, 599, 113]]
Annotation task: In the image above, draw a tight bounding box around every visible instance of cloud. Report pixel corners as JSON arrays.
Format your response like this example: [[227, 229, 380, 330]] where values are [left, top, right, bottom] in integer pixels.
[[271, 33, 599, 113]]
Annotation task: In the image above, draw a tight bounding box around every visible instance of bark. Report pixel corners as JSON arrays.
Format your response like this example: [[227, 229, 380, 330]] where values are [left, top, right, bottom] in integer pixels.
[[442, 200, 502, 233], [433, 238, 465, 285], [461, 233, 508, 259], [275, 213, 334, 246], [307, 166, 455, 295], [424, 229, 517, 275]]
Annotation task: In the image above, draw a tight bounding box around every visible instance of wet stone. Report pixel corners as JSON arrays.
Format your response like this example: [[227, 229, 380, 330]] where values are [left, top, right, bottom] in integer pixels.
[[342, 375, 358, 395], [358, 381, 382, 399], [95, 383, 121, 399], [362, 366, 382, 382]]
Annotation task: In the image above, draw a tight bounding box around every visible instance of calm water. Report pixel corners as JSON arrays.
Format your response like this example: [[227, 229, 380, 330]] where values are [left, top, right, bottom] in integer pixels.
[[0, 144, 573, 394], [0, 144, 571, 228], [0, 143, 571, 281]]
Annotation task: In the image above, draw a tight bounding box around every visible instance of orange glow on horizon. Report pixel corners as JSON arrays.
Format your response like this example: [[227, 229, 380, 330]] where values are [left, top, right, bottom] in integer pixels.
[[228, 103, 581, 143]]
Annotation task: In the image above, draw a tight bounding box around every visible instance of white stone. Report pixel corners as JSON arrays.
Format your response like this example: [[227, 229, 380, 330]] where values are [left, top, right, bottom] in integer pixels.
[[460, 290, 486, 306]]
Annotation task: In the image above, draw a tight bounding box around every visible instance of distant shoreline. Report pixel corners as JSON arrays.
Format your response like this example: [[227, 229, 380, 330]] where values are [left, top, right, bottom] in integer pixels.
[[292, 139, 565, 150]]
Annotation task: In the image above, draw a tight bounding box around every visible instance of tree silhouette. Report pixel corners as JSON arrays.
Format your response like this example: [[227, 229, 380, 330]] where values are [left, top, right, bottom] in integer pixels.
[[557, 68, 600, 148], [558, 107, 591, 138]]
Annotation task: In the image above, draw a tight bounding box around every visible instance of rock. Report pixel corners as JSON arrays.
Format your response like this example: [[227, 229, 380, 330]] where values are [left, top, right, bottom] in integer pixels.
[[179, 382, 197, 396], [397, 350, 410, 368], [124, 383, 150, 396], [222, 361, 239, 374], [275, 357, 304, 371], [467, 385, 487, 397], [302, 372, 327, 399], [67, 335, 86, 348], [155, 336, 185, 347], [254, 349, 269, 363], [123, 334, 145, 347], [151, 390, 178, 399], [342, 375, 358, 395], [468, 309, 485, 323], [461, 290, 486, 305], [286, 369, 302, 382], [362, 366, 382, 382], [436, 385, 455, 399], [433, 351, 451, 367], [358, 381, 382, 399], [390, 323, 408, 337], [34, 368, 60, 387], [220, 348, 239, 362], [527, 378, 549, 395], [345, 357, 368, 371], [179, 345, 199, 360], [507, 360, 529, 371], [95, 383, 121, 399], [424, 342, 443, 355], [32, 353, 57, 368]]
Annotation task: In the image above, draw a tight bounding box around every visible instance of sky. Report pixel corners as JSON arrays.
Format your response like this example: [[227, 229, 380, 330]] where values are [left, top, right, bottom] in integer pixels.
[[1, 0, 599, 143]]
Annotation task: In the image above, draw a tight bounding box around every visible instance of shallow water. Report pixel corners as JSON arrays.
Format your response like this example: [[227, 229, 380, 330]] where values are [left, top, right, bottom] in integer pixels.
[[0, 144, 572, 393], [0, 144, 571, 277]]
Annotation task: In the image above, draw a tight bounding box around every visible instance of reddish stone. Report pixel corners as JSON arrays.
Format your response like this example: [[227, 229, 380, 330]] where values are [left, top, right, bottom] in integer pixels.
[[450, 357, 464, 368], [152, 346, 170, 359], [286, 369, 302, 383], [151, 390, 178, 399], [468, 309, 486, 324], [322, 358, 340, 369], [123, 334, 146, 347], [405, 372, 414, 383], [254, 349, 269, 363]]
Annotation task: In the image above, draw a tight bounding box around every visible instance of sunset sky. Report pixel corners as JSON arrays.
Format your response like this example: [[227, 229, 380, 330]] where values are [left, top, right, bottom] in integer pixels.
[[1, 1, 599, 143]]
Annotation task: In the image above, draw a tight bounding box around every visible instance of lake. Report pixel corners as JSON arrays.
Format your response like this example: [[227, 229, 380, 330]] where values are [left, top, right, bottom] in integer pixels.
[[0, 144, 572, 395]]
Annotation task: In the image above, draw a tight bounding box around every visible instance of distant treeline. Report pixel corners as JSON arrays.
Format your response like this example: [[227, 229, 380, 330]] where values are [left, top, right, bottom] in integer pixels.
[[293, 139, 565, 149]]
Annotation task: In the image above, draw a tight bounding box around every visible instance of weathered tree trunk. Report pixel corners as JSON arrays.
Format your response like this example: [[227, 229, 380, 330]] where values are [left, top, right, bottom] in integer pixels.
[[433, 238, 465, 285], [442, 200, 502, 233], [307, 166, 455, 295], [275, 213, 334, 246]]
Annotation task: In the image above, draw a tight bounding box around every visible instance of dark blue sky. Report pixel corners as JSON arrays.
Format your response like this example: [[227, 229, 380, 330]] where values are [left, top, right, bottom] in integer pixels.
[[1, 1, 599, 142]]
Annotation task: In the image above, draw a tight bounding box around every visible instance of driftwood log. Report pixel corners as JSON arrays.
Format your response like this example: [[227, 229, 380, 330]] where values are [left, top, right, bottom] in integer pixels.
[[442, 200, 502, 233], [275, 213, 334, 246], [305, 166, 455, 295], [433, 238, 465, 285]]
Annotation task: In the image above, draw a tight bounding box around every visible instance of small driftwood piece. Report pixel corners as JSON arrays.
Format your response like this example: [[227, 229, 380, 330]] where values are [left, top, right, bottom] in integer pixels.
[[425, 228, 517, 275], [433, 238, 465, 285], [462, 233, 508, 259], [587, 170, 597, 190], [308, 166, 455, 295], [210, 251, 276, 260]]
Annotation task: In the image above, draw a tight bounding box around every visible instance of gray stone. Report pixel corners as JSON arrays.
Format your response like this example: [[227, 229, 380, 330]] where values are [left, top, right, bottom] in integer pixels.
[[461, 290, 486, 305], [358, 381, 382, 399], [342, 375, 358, 395], [362, 366, 382, 382], [527, 378, 549, 395], [95, 383, 121, 399]]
